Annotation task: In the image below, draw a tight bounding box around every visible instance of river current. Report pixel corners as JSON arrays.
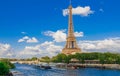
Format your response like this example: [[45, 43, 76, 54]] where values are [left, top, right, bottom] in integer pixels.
[[11, 63, 120, 76]]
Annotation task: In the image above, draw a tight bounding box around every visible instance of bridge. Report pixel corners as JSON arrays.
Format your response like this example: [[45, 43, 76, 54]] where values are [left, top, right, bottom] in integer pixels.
[[10, 60, 39, 65]]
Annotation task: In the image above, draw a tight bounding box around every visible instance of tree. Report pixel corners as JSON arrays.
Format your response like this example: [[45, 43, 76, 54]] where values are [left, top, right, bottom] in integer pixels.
[[51, 56, 58, 63], [41, 56, 51, 63], [0, 59, 15, 69], [0, 62, 9, 75], [31, 57, 38, 61], [116, 55, 120, 64], [75, 53, 81, 61], [51, 54, 69, 63], [80, 54, 85, 64], [51, 52, 120, 64], [41, 56, 50, 60], [99, 54, 105, 65], [63, 54, 74, 64], [104, 52, 114, 64]]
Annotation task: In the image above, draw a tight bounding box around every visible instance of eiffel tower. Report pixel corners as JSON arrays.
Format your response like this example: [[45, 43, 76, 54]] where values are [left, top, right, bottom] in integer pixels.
[[62, 1, 81, 55]]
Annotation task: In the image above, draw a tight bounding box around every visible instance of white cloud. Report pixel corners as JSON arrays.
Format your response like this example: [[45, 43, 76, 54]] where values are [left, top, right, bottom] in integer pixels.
[[44, 30, 67, 42], [18, 41, 62, 58], [17, 37, 120, 58], [0, 43, 14, 58], [78, 38, 120, 53], [26, 37, 38, 43], [63, 6, 94, 16], [40, 41, 53, 47], [6, 53, 13, 57], [44, 31, 54, 36], [18, 39, 25, 43], [18, 36, 29, 42], [18, 36, 38, 43], [74, 32, 84, 37], [0, 43, 10, 51], [3, 37, 120, 58], [44, 30, 84, 42]]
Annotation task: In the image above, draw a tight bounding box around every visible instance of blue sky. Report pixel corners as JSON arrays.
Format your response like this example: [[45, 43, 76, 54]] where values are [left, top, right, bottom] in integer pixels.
[[0, 0, 120, 58]]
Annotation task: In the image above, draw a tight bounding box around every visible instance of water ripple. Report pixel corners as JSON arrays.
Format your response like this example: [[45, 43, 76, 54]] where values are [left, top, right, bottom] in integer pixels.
[[11, 64, 120, 76]]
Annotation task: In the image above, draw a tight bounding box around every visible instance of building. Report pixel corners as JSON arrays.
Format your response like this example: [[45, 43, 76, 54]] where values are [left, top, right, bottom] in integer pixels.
[[62, 3, 82, 55]]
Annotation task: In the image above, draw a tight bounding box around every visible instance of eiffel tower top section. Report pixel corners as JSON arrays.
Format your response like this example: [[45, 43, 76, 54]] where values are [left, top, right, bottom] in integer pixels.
[[68, 0, 74, 38]]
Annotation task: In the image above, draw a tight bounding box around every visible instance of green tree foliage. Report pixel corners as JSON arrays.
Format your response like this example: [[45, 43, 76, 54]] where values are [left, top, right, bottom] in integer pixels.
[[31, 57, 38, 61], [41, 56, 50, 60], [116, 55, 120, 64], [56, 54, 66, 62], [66, 54, 73, 63], [74, 53, 81, 61], [51, 56, 58, 63], [51, 52, 120, 64], [51, 54, 70, 63], [40, 56, 51, 63], [0, 59, 15, 69], [0, 62, 9, 75], [99, 54, 105, 65]]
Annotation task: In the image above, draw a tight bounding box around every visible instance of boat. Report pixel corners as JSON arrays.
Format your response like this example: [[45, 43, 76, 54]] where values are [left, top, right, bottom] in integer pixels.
[[35, 63, 52, 70]]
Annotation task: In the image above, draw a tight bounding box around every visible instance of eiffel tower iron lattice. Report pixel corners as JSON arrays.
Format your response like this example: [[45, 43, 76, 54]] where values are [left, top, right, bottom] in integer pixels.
[[62, 3, 82, 55]]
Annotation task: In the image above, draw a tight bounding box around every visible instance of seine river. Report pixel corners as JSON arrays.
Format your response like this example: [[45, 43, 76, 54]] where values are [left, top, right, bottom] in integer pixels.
[[11, 63, 120, 76]]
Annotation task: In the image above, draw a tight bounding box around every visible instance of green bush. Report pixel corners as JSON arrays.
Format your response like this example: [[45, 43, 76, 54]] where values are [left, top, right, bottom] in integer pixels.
[[8, 62, 15, 69], [0, 62, 9, 75], [0, 59, 15, 69]]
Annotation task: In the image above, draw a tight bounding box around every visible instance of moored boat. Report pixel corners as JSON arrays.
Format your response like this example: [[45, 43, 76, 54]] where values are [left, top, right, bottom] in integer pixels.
[[35, 63, 52, 70]]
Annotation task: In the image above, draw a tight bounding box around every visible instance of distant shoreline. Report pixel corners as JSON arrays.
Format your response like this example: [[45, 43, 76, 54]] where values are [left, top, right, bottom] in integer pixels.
[[56, 63, 120, 70], [78, 64, 120, 70]]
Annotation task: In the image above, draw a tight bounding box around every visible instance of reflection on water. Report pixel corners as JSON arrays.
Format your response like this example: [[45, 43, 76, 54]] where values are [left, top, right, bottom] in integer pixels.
[[11, 64, 120, 76]]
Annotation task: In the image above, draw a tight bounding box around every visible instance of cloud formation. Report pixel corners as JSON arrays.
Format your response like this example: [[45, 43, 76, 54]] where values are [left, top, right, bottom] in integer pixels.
[[0, 43, 14, 58], [44, 30, 84, 42], [17, 37, 120, 58], [44, 30, 67, 42], [78, 37, 120, 53], [18, 41, 62, 58], [74, 32, 84, 37], [63, 6, 94, 16], [0, 43, 10, 51], [18, 36, 38, 43], [1, 37, 120, 58]]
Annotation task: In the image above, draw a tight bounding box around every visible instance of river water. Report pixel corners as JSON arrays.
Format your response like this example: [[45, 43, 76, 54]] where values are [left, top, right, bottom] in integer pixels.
[[11, 63, 120, 76]]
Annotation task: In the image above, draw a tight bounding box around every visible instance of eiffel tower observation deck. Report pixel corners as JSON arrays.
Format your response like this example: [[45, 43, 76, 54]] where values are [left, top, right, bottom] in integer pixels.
[[62, 1, 82, 55]]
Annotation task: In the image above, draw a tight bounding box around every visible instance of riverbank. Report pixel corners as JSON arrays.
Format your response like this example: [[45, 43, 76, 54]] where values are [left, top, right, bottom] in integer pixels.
[[79, 64, 120, 70], [56, 63, 120, 70], [12, 62, 120, 70]]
